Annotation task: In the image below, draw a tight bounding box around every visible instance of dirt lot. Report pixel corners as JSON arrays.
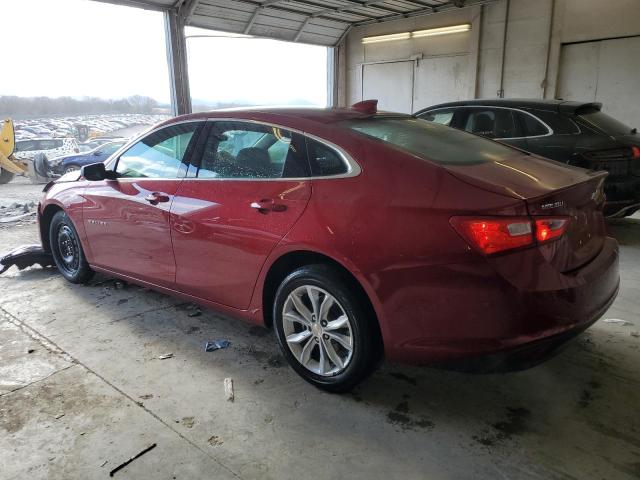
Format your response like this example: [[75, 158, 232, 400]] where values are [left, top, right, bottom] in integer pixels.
[[1, 180, 639, 480]]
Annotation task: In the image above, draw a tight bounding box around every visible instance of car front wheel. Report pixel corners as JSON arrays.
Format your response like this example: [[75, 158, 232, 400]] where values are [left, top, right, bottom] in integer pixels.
[[49, 210, 94, 284], [273, 264, 379, 392]]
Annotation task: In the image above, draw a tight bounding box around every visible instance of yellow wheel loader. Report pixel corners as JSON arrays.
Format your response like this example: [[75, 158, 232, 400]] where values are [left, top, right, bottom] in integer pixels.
[[0, 119, 29, 184]]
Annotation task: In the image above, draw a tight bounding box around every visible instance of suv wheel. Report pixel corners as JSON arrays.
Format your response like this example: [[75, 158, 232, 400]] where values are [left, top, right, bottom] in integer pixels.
[[273, 264, 379, 392], [49, 211, 94, 284]]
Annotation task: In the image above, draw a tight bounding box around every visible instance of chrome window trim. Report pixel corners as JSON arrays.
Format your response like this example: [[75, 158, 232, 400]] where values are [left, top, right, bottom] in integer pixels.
[[419, 105, 555, 140], [102, 117, 361, 182]]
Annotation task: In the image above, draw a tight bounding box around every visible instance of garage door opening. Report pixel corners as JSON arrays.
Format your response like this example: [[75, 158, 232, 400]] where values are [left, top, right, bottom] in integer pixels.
[[186, 27, 329, 112]]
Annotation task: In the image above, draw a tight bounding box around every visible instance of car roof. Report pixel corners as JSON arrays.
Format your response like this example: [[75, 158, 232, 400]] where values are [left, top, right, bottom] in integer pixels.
[[157, 107, 411, 130], [415, 98, 603, 114]]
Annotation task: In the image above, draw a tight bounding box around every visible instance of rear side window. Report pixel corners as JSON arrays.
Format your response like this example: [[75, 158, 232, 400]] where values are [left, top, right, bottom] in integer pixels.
[[528, 110, 579, 135], [196, 122, 310, 179], [306, 139, 348, 176], [517, 112, 550, 137], [417, 109, 455, 126], [463, 108, 521, 139], [342, 117, 518, 166]]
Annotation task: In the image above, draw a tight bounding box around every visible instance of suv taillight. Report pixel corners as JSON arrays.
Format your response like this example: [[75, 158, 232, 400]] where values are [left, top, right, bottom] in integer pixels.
[[450, 216, 570, 255]]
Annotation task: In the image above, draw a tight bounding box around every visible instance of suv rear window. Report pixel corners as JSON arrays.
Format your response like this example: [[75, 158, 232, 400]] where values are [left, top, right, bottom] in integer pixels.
[[341, 117, 518, 165], [578, 110, 634, 136]]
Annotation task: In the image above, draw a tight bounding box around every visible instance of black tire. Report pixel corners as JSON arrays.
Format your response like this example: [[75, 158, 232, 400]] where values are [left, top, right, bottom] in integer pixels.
[[0, 168, 15, 184], [49, 210, 94, 284], [273, 264, 380, 393]]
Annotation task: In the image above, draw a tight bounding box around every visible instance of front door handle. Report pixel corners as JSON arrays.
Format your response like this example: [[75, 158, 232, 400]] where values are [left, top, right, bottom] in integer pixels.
[[250, 199, 287, 214], [145, 192, 170, 205]]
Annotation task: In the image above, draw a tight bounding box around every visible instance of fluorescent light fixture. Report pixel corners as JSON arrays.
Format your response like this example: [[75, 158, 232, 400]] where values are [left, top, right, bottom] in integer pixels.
[[362, 32, 411, 44], [411, 23, 471, 38]]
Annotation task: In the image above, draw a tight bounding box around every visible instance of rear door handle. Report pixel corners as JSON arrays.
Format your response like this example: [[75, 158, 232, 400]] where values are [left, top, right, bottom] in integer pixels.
[[145, 192, 170, 205], [250, 199, 287, 214]]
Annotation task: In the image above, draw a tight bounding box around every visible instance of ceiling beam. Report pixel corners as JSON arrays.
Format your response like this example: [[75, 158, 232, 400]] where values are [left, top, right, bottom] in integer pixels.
[[293, 16, 312, 41], [353, 0, 496, 25]]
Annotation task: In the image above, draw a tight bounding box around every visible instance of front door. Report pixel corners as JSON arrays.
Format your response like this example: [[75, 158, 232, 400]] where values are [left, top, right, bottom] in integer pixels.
[[83, 122, 202, 286], [171, 120, 312, 309]]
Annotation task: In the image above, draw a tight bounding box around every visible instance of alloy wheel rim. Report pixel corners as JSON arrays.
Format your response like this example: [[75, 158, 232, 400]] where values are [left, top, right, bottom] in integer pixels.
[[57, 225, 79, 274], [282, 285, 353, 376]]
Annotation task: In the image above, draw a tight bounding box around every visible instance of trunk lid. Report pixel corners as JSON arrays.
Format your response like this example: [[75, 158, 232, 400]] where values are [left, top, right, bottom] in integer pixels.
[[445, 153, 608, 272]]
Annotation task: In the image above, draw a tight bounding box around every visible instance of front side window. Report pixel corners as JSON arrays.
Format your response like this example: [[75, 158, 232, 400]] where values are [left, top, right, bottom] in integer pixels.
[[116, 123, 199, 178], [418, 108, 456, 127], [463, 108, 520, 139], [196, 122, 309, 179]]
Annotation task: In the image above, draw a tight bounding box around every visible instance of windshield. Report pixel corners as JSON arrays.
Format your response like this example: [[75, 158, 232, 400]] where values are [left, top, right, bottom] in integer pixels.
[[340, 117, 519, 165], [578, 110, 635, 136]]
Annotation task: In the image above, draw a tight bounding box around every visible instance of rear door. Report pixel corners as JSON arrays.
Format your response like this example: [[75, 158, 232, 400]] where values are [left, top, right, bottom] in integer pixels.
[[83, 121, 202, 287], [171, 120, 312, 309], [460, 107, 528, 150]]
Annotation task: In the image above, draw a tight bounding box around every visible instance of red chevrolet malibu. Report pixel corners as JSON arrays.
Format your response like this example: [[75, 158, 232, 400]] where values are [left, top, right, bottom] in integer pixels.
[[39, 102, 620, 391]]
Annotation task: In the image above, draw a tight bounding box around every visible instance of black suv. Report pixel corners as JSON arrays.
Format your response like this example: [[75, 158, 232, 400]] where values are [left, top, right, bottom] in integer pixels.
[[415, 99, 640, 217]]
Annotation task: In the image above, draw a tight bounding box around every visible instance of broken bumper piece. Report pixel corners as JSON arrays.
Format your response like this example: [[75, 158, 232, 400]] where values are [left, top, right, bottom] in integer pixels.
[[0, 244, 54, 274]]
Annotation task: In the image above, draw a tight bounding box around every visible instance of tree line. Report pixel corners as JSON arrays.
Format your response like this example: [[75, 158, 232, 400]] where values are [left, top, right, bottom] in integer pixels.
[[0, 95, 161, 118]]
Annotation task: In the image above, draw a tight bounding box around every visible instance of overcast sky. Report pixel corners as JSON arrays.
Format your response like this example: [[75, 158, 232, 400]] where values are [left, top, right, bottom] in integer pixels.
[[3, 0, 328, 106]]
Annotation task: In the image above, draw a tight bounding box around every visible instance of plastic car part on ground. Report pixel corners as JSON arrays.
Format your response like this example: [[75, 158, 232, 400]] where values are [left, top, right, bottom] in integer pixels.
[[0, 244, 54, 274], [205, 340, 231, 352]]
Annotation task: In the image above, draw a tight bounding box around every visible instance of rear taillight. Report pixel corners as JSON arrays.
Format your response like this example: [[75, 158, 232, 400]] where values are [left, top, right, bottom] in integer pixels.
[[450, 216, 570, 255], [535, 218, 569, 243], [632, 146, 640, 159], [449, 217, 533, 255]]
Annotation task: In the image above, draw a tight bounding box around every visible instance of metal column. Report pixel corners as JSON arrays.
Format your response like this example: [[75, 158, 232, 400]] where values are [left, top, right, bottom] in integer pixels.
[[164, 9, 192, 116]]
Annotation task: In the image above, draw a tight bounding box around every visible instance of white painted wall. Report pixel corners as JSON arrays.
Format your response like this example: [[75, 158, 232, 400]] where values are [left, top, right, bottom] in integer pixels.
[[340, 0, 640, 118]]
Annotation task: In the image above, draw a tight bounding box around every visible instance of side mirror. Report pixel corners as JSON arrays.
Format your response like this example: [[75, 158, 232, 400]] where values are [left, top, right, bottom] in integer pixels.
[[82, 162, 118, 181]]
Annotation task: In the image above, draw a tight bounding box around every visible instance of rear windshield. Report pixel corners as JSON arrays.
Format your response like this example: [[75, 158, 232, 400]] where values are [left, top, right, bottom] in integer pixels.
[[578, 110, 634, 136], [340, 117, 518, 165]]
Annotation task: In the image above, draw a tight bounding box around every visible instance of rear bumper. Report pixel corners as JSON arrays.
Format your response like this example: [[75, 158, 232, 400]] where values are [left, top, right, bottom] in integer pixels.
[[603, 177, 640, 215], [383, 237, 620, 365]]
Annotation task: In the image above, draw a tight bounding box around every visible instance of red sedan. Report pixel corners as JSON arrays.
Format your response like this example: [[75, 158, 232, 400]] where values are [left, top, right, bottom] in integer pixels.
[[38, 102, 620, 392]]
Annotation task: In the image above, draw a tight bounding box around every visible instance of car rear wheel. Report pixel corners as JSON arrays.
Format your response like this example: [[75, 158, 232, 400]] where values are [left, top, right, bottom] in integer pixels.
[[49, 210, 94, 284], [0, 168, 15, 184], [273, 264, 379, 392]]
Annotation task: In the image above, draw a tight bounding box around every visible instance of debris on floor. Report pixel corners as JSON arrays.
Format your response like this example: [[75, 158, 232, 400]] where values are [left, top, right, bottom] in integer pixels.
[[181, 416, 195, 428], [0, 244, 54, 274], [205, 339, 231, 352], [0, 202, 37, 225], [109, 443, 157, 477], [186, 303, 202, 317], [603, 318, 633, 326], [224, 377, 234, 402], [158, 353, 173, 360], [208, 435, 223, 447]]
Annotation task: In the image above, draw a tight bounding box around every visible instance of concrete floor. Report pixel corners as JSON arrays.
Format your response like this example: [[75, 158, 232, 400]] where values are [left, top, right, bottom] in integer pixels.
[[1, 179, 639, 480]]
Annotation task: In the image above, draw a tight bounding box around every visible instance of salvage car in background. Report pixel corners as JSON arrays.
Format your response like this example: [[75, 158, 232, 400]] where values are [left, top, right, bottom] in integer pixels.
[[416, 99, 640, 217], [14, 137, 80, 162], [51, 140, 126, 174], [38, 103, 619, 392]]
